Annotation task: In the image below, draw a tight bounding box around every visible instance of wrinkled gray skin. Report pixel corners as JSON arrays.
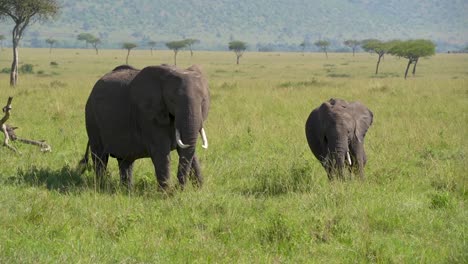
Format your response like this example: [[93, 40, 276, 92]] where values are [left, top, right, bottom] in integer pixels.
[[305, 98, 373, 180], [84, 64, 210, 189]]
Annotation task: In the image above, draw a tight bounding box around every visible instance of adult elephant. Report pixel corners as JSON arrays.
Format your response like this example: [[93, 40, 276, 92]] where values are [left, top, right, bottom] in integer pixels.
[[305, 98, 373, 180], [81, 64, 210, 189]]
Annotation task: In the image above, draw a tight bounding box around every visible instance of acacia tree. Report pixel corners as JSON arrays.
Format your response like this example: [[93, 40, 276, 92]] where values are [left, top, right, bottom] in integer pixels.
[[361, 39, 395, 75], [314, 40, 330, 58], [77, 33, 94, 48], [183, 38, 199, 57], [0, 34, 4, 50], [45, 38, 56, 53], [388, 39, 435, 79], [148, 40, 156, 56], [0, 0, 60, 86], [299, 41, 308, 56], [228, 40, 247, 64], [89, 36, 101, 54], [343, 39, 360, 56], [166, 40, 187, 65], [122, 42, 137, 64]]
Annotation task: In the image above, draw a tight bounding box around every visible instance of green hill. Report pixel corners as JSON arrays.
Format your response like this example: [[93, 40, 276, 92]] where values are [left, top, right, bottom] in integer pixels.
[[4, 0, 468, 51]]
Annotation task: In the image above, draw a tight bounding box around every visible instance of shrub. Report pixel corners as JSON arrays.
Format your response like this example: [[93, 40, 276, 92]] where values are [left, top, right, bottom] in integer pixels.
[[50, 80, 67, 88], [1, 68, 10, 74], [19, 64, 34, 74], [327, 73, 351, 78], [430, 192, 453, 209], [242, 159, 316, 197]]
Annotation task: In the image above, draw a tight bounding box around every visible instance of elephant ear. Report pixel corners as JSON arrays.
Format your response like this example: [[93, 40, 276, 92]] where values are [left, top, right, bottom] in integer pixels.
[[186, 64, 210, 121], [349, 102, 373, 142], [130, 66, 177, 125]]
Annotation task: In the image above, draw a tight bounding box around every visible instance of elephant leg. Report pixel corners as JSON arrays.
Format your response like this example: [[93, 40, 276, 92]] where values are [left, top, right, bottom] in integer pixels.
[[151, 152, 171, 190], [325, 167, 333, 181], [323, 162, 334, 181], [91, 149, 109, 188], [189, 155, 203, 187], [117, 158, 134, 188]]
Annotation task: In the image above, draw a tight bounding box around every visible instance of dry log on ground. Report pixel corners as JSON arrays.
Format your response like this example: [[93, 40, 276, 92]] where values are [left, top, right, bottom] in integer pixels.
[[1, 97, 52, 153]]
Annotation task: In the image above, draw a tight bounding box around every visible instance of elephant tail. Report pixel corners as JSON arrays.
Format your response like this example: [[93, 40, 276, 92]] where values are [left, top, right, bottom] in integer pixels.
[[77, 141, 91, 174]]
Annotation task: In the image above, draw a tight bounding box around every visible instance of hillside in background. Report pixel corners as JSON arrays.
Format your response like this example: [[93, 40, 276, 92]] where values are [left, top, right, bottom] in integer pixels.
[[2, 0, 467, 51]]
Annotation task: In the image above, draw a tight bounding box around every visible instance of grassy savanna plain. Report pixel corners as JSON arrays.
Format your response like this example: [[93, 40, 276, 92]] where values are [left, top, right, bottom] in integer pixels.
[[0, 48, 466, 263]]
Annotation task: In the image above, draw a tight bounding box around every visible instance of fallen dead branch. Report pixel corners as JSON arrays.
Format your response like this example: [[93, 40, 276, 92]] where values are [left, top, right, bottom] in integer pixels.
[[1, 97, 52, 153]]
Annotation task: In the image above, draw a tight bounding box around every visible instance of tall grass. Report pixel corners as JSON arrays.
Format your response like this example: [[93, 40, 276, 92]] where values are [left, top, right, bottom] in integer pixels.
[[0, 48, 466, 262]]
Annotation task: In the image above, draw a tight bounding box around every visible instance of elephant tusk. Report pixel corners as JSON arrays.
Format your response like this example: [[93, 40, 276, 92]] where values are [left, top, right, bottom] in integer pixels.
[[175, 129, 190, 149], [200, 127, 208, 149], [346, 151, 352, 166]]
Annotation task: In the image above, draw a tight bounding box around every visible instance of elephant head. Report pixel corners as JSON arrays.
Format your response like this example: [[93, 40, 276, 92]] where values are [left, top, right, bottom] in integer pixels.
[[305, 98, 373, 180], [129, 64, 210, 186]]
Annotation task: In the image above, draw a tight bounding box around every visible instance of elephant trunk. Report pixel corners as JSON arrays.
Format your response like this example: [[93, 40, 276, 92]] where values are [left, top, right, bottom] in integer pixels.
[[175, 129, 190, 149], [175, 127, 208, 149], [350, 139, 366, 179], [174, 103, 202, 186], [175, 104, 200, 145]]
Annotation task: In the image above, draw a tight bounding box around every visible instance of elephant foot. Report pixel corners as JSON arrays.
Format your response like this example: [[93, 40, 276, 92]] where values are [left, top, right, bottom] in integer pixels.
[[177, 175, 187, 188], [157, 180, 170, 191]]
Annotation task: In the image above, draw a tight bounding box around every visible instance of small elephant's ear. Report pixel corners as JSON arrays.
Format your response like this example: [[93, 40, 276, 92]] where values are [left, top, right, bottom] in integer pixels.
[[350, 102, 373, 142], [130, 66, 171, 125]]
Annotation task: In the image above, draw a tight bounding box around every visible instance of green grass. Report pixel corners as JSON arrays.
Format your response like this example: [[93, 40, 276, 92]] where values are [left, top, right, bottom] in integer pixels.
[[0, 48, 467, 263]]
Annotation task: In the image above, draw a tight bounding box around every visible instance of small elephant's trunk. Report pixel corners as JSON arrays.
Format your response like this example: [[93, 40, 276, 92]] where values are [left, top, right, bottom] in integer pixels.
[[328, 136, 349, 179]]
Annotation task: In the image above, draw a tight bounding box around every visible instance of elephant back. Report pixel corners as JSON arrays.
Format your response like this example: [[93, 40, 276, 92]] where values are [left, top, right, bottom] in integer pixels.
[[100, 66, 140, 84]]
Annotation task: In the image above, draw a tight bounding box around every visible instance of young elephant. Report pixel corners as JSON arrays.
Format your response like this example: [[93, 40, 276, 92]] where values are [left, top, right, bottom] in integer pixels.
[[305, 98, 373, 180], [81, 64, 210, 189]]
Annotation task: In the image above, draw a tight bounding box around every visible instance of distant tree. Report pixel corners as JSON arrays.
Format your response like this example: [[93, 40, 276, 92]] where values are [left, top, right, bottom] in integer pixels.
[[0, 0, 60, 87], [388, 39, 436, 79], [314, 40, 330, 58], [148, 40, 157, 56], [122, 42, 137, 64], [45, 38, 57, 53], [343, 40, 360, 56], [299, 41, 308, 55], [89, 36, 101, 54], [77, 33, 95, 48], [361, 39, 395, 75], [183, 38, 199, 57], [166, 40, 187, 65], [0, 34, 4, 50], [228, 40, 247, 64]]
